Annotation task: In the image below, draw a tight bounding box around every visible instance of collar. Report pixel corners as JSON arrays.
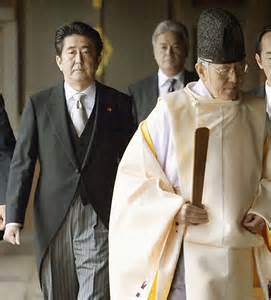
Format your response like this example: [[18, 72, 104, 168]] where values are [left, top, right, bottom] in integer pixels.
[[158, 69, 184, 88], [64, 81, 96, 101], [265, 81, 271, 114], [190, 79, 213, 98], [265, 81, 271, 97]]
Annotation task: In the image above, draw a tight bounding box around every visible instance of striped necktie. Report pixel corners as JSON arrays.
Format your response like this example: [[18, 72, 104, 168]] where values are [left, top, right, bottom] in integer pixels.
[[168, 78, 177, 93]]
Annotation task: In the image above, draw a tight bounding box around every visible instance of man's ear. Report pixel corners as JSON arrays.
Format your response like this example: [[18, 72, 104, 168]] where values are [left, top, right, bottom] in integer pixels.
[[195, 63, 208, 82], [255, 53, 263, 70], [56, 56, 63, 71]]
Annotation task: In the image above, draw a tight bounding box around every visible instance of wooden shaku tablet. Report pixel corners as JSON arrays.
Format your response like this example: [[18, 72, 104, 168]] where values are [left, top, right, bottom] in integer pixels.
[[192, 127, 209, 208]]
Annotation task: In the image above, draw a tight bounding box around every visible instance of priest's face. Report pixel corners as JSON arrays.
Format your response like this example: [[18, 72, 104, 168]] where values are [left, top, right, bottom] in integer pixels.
[[153, 31, 187, 77], [198, 61, 247, 100], [56, 34, 100, 91], [255, 31, 271, 87]]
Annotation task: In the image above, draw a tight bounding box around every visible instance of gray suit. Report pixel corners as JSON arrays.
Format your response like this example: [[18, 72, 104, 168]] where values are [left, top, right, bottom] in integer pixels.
[[128, 70, 198, 123]]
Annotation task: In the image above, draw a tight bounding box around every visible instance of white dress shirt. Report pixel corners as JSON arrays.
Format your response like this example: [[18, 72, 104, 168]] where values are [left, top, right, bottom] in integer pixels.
[[64, 81, 96, 119], [265, 81, 271, 118], [158, 69, 185, 97]]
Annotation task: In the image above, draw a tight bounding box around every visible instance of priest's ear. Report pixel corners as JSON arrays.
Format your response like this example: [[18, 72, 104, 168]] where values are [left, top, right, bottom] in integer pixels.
[[195, 62, 208, 82], [255, 53, 264, 70]]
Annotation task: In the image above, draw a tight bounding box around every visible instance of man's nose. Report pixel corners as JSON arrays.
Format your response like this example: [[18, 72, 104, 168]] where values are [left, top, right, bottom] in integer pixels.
[[228, 69, 238, 83], [165, 46, 173, 55], [75, 51, 83, 62]]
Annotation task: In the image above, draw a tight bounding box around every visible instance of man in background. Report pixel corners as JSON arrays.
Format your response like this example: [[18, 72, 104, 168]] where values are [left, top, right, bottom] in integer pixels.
[[254, 25, 271, 118], [0, 94, 15, 239], [128, 20, 198, 123]]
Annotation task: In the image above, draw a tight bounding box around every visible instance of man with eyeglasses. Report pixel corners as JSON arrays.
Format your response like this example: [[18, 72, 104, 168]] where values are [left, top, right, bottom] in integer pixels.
[[109, 8, 271, 300], [253, 26, 271, 118]]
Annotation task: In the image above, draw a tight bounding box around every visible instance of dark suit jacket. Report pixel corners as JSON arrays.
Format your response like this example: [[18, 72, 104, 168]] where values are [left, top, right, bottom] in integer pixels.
[[128, 69, 198, 123], [6, 81, 136, 275], [0, 94, 15, 240], [0, 94, 15, 205]]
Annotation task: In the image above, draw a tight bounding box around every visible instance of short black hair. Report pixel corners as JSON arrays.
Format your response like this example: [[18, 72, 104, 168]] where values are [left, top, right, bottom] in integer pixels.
[[55, 21, 103, 57], [255, 25, 271, 55]]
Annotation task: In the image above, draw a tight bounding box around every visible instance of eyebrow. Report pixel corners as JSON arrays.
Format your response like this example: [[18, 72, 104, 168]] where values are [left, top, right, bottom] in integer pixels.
[[66, 45, 92, 50]]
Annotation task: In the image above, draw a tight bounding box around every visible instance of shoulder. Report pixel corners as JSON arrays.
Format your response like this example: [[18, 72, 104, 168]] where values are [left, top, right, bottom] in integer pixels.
[[128, 74, 157, 92], [163, 87, 190, 110], [242, 92, 266, 117], [97, 81, 128, 98], [30, 83, 62, 103], [97, 81, 131, 103], [96, 81, 133, 114]]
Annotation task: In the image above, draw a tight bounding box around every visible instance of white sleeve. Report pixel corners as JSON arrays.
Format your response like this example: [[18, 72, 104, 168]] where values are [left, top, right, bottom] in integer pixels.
[[146, 99, 179, 189]]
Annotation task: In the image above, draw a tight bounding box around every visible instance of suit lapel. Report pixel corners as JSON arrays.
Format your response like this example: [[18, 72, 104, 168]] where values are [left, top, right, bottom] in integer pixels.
[[81, 81, 101, 170], [45, 83, 78, 169], [146, 74, 159, 112]]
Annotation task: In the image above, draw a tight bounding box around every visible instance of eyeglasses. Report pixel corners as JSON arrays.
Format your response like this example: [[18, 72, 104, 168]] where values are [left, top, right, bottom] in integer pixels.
[[209, 62, 248, 80]]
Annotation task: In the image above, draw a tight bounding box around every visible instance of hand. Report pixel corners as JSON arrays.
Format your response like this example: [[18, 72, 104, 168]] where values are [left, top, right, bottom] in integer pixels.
[[4, 224, 21, 245], [178, 202, 209, 225], [0, 205, 6, 230], [242, 213, 266, 234]]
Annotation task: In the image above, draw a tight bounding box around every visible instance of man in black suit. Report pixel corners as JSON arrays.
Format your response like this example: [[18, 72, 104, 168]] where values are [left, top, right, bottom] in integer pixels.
[[0, 95, 15, 239], [254, 25, 271, 117], [128, 20, 198, 123], [4, 21, 135, 299]]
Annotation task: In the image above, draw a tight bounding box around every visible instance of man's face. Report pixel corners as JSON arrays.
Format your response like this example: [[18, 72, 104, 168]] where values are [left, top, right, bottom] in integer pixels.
[[153, 31, 187, 77], [197, 61, 246, 101], [255, 32, 271, 86], [56, 34, 100, 90]]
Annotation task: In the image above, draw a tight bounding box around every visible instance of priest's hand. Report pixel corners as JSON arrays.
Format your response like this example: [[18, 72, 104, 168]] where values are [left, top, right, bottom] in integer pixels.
[[178, 202, 208, 225], [0, 205, 6, 230], [242, 213, 266, 234], [4, 224, 21, 245]]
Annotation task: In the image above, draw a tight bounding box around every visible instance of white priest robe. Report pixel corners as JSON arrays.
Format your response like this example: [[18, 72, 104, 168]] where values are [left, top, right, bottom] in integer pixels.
[[109, 81, 271, 300]]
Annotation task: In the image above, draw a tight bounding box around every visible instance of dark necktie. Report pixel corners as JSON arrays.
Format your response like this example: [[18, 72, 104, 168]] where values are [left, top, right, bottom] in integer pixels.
[[167, 78, 177, 93]]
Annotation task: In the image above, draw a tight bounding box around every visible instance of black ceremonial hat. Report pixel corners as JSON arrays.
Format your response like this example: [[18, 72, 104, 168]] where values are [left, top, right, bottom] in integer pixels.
[[197, 8, 245, 64]]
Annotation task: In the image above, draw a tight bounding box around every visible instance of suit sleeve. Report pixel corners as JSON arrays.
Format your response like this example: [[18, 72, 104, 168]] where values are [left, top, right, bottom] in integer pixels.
[[0, 95, 16, 205], [5, 97, 38, 224], [118, 95, 137, 160]]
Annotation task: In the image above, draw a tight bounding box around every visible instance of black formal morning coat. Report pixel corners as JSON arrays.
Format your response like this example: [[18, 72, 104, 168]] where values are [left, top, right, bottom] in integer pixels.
[[128, 69, 198, 123], [5, 81, 136, 275], [0, 94, 16, 240], [0, 95, 15, 204]]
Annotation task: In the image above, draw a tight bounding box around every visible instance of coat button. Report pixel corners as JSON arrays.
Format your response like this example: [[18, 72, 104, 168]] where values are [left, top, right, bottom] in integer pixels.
[[75, 169, 80, 174]]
